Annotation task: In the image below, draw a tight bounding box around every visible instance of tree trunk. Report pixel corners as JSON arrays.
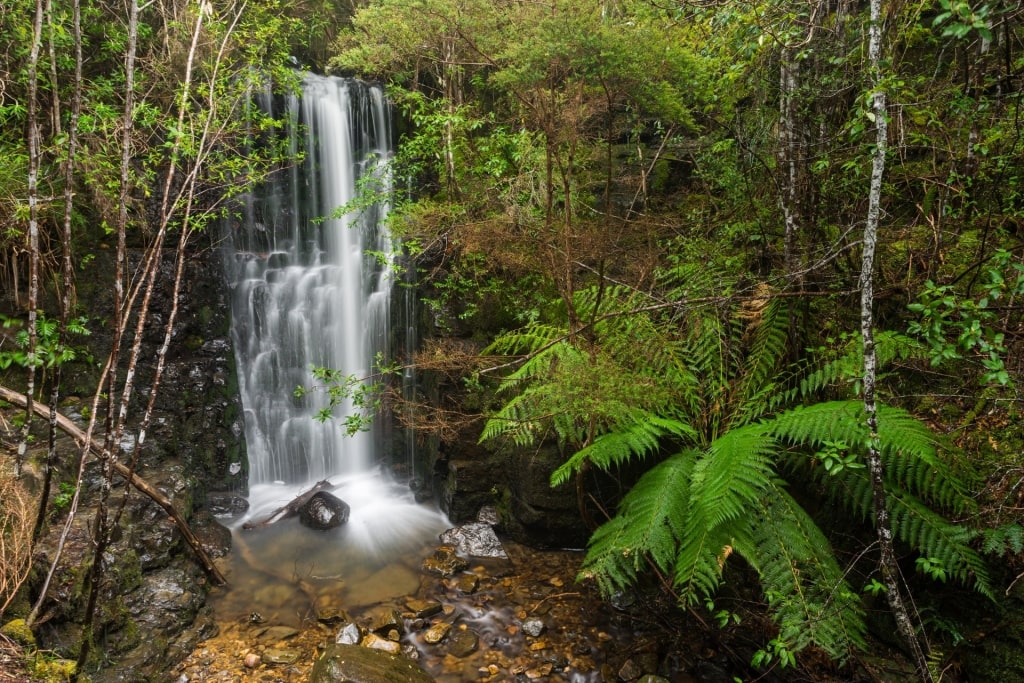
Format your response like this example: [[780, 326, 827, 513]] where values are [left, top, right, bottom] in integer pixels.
[[860, 1, 933, 680], [35, 0, 84, 543], [17, 0, 45, 480]]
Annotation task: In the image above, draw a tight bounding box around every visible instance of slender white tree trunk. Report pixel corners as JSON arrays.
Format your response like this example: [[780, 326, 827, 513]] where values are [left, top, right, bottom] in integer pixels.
[[860, 1, 933, 680]]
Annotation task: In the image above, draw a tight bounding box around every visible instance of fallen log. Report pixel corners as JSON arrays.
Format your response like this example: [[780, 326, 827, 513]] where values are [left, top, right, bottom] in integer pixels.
[[0, 385, 228, 586], [241, 479, 336, 530]]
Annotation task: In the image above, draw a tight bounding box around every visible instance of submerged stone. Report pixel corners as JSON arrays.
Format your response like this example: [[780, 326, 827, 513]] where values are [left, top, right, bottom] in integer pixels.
[[310, 643, 436, 683], [446, 629, 480, 658], [262, 648, 301, 665], [422, 545, 469, 577]]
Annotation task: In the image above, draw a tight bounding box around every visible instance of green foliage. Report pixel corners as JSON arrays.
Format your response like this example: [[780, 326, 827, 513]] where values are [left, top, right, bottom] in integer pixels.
[[933, 0, 994, 41], [0, 314, 92, 372], [907, 249, 1024, 387], [294, 354, 400, 436], [482, 261, 992, 663]]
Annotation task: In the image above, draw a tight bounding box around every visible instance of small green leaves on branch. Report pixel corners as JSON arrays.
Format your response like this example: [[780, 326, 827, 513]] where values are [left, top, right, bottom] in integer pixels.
[[293, 354, 400, 436], [933, 0, 994, 41], [814, 440, 864, 476], [907, 250, 1024, 387], [0, 314, 92, 371]]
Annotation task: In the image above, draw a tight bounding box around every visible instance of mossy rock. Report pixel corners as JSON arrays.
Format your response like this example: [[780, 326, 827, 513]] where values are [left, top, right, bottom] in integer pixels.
[[28, 651, 77, 683], [1, 618, 36, 648]]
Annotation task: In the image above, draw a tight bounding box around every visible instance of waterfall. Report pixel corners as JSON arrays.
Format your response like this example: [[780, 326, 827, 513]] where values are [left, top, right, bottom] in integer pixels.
[[226, 75, 395, 489]]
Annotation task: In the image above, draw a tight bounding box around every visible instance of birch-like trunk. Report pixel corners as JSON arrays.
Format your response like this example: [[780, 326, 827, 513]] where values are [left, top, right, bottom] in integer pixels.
[[17, 0, 45, 480], [860, 1, 933, 680], [34, 0, 84, 542], [73, 0, 141, 673]]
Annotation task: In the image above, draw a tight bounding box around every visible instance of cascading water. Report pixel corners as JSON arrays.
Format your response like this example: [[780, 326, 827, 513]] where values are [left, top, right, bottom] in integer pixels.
[[218, 75, 448, 617], [227, 76, 391, 486]]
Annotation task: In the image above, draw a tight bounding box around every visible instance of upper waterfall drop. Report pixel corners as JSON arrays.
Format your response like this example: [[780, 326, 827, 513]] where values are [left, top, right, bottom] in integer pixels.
[[224, 75, 396, 491]]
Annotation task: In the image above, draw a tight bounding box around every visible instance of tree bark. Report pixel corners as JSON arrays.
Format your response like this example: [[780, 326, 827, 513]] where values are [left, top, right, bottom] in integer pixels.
[[17, 0, 45, 480], [860, 1, 933, 680], [35, 0, 84, 544]]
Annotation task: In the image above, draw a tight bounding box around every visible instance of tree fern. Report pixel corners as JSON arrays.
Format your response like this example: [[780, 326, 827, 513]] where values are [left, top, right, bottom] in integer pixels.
[[769, 401, 970, 510], [737, 480, 866, 660], [478, 268, 995, 668], [550, 413, 698, 486]]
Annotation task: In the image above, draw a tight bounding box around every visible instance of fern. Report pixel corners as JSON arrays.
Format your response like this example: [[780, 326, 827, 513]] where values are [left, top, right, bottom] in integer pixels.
[[769, 400, 972, 511], [728, 295, 791, 429], [671, 426, 776, 601], [979, 524, 1024, 555], [791, 331, 927, 401], [738, 480, 866, 660], [480, 265, 994, 668], [885, 486, 993, 598], [550, 413, 698, 486], [582, 451, 698, 584]]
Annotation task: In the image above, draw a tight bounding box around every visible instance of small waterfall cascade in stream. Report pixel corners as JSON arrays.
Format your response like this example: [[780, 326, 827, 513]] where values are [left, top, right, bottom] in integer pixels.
[[220, 75, 448, 608]]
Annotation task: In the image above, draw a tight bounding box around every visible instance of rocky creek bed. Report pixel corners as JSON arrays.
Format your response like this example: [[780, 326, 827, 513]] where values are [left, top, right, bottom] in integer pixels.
[[172, 531, 787, 683], [175, 539, 644, 682]]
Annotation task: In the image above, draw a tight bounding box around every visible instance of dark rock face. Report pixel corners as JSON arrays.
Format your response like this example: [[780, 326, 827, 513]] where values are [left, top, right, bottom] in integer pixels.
[[23, 239, 243, 682], [438, 440, 590, 549], [299, 491, 351, 530], [310, 644, 437, 683]]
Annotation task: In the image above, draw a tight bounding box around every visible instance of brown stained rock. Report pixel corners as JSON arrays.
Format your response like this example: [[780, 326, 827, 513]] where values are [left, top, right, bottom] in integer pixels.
[[405, 598, 443, 619], [422, 546, 469, 577], [361, 633, 401, 654], [446, 629, 480, 658], [262, 648, 301, 665], [422, 622, 452, 644], [310, 644, 436, 683]]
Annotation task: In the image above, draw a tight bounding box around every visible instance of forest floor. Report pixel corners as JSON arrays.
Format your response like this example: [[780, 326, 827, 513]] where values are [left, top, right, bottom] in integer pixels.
[[0, 637, 30, 683]]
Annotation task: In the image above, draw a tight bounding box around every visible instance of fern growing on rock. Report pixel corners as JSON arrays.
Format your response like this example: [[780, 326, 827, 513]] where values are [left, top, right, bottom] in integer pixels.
[[480, 267, 991, 666]]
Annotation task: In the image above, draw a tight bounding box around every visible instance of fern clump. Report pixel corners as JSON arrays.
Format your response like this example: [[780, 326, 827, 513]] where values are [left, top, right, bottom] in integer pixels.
[[480, 270, 992, 667]]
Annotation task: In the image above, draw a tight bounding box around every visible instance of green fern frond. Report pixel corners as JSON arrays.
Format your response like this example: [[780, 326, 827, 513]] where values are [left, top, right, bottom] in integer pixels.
[[737, 481, 866, 661], [581, 450, 698, 582], [673, 519, 745, 604], [550, 414, 699, 486], [768, 401, 971, 511], [578, 515, 639, 597], [729, 295, 790, 428], [694, 425, 777, 529], [478, 391, 548, 446], [979, 524, 1024, 556], [885, 487, 993, 598], [791, 331, 927, 401], [671, 426, 776, 602], [483, 323, 566, 356]]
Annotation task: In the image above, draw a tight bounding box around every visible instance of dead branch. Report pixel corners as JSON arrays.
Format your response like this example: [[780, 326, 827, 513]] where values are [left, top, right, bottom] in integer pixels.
[[240, 479, 336, 530]]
